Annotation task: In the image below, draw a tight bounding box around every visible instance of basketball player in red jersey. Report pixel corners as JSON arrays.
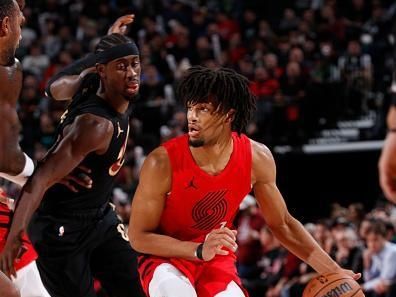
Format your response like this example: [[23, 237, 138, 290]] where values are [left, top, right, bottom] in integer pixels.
[[129, 66, 361, 297]]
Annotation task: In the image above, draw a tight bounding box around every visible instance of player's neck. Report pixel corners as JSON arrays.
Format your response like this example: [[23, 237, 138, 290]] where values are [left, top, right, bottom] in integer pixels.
[[97, 86, 129, 114], [190, 134, 233, 174], [0, 49, 14, 66]]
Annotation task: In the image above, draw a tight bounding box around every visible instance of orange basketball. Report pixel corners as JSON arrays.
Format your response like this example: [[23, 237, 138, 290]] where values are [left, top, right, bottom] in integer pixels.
[[303, 272, 365, 297]]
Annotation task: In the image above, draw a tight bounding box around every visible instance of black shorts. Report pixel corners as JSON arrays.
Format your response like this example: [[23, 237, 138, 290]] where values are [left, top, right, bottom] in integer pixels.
[[28, 205, 145, 297]]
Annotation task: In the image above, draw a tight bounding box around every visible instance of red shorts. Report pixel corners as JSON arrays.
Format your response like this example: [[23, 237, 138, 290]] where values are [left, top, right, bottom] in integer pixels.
[[0, 204, 37, 270], [138, 253, 248, 297]]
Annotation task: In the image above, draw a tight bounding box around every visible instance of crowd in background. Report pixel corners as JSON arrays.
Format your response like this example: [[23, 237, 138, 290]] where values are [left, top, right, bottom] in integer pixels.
[[235, 197, 396, 297], [1, 0, 396, 296]]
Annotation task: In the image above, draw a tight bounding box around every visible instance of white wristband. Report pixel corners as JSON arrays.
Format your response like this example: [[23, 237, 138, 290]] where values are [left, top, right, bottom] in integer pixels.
[[21, 153, 34, 176], [0, 153, 35, 186]]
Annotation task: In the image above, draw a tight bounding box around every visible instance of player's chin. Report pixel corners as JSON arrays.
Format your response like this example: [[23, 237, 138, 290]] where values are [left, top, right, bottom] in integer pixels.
[[189, 138, 204, 148]]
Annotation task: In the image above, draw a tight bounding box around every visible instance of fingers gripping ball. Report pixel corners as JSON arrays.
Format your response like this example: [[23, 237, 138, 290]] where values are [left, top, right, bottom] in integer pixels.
[[303, 273, 365, 297]]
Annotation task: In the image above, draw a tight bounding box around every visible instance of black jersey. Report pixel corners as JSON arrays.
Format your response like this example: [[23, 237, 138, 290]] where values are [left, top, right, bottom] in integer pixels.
[[39, 90, 130, 214]]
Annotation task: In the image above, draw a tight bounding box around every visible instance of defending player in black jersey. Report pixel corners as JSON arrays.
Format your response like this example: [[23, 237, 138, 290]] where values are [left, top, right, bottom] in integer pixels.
[[0, 33, 143, 297]]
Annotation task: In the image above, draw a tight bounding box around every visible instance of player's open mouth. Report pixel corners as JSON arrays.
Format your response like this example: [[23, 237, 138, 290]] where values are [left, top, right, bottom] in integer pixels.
[[188, 126, 200, 137], [126, 82, 139, 93]]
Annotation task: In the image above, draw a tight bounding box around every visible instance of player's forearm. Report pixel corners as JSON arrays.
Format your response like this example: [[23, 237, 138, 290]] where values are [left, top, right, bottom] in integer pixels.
[[0, 148, 25, 176], [6, 174, 48, 241], [387, 106, 396, 129], [130, 231, 200, 261], [269, 214, 340, 274], [0, 152, 34, 186], [48, 75, 82, 100], [45, 53, 96, 99]]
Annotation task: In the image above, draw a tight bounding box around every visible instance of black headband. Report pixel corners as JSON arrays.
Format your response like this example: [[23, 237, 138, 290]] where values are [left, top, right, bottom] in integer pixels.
[[96, 42, 139, 64]]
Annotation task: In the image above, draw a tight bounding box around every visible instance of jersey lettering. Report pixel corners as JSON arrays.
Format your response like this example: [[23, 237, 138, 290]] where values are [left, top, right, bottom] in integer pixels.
[[109, 125, 130, 176], [59, 109, 69, 124], [117, 223, 129, 241]]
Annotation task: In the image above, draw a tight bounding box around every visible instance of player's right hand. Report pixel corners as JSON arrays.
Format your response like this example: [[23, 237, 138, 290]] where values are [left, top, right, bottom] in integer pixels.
[[201, 227, 238, 261], [108, 14, 135, 35], [0, 231, 25, 278]]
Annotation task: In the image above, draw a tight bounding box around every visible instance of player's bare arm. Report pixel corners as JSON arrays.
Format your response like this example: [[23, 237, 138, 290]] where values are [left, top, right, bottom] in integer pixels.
[[129, 147, 237, 261], [250, 139, 360, 279], [48, 66, 96, 101], [0, 60, 25, 174], [379, 105, 396, 203], [0, 102, 24, 174], [48, 14, 135, 101], [0, 114, 113, 277]]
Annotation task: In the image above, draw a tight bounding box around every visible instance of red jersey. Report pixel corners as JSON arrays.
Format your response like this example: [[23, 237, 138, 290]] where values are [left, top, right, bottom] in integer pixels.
[[160, 132, 252, 241], [0, 203, 37, 270], [138, 133, 252, 297]]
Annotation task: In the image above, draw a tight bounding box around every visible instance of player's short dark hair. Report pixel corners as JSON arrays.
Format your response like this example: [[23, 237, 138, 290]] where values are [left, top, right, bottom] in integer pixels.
[[177, 66, 256, 134], [95, 33, 134, 53], [0, 0, 16, 22]]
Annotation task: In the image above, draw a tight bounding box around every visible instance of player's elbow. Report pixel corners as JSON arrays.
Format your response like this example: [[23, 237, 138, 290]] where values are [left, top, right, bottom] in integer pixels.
[[128, 229, 144, 252], [48, 77, 77, 101]]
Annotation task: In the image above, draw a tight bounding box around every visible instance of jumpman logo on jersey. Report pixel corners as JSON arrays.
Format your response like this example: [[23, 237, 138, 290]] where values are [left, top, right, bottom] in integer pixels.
[[185, 176, 198, 190], [117, 122, 124, 138]]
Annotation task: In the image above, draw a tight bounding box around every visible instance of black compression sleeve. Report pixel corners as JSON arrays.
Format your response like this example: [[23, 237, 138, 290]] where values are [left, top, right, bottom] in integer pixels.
[[45, 53, 96, 98]]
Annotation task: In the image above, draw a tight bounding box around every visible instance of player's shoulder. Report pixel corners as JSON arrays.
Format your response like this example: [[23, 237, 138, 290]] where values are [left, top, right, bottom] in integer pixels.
[[143, 146, 171, 172], [249, 138, 274, 165], [73, 113, 114, 138], [249, 139, 276, 184]]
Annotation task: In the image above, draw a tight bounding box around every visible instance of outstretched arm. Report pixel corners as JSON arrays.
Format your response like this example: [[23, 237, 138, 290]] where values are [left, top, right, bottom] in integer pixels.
[[0, 114, 113, 277], [129, 147, 237, 261], [251, 140, 360, 278]]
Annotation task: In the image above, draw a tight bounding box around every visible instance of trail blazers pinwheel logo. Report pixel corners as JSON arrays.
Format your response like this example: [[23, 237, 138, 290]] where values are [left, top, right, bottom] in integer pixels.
[[192, 190, 228, 230]]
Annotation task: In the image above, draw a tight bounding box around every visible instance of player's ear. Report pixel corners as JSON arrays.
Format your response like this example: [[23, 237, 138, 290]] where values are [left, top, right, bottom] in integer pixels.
[[96, 63, 106, 79], [226, 109, 236, 122], [0, 16, 11, 36]]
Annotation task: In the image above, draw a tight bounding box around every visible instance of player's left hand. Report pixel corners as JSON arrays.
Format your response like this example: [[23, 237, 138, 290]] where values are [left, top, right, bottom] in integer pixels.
[[58, 165, 92, 192], [108, 14, 135, 35], [0, 231, 26, 278]]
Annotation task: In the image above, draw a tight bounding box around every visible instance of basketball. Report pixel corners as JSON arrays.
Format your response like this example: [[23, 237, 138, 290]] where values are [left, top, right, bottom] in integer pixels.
[[303, 272, 365, 297]]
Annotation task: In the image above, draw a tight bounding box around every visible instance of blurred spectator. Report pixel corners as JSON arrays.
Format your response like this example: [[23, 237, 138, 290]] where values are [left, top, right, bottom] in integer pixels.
[[362, 220, 396, 297], [236, 195, 266, 279], [243, 226, 287, 297], [22, 42, 50, 78], [333, 227, 363, 275], [338, 39, 373, 117]]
